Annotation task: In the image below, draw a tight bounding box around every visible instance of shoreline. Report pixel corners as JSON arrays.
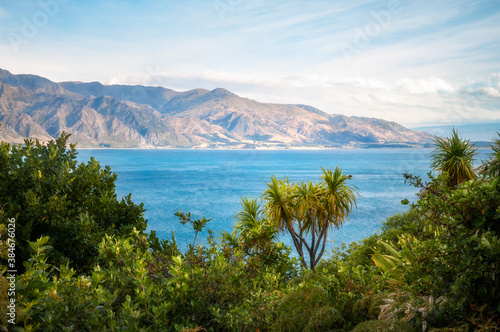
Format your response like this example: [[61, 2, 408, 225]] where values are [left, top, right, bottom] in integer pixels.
[[74, 146, 431, 151]]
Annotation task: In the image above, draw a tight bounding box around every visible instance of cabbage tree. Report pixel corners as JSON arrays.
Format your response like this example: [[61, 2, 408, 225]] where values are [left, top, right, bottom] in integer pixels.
[[262, 167, 357, 271], [430, 128, 477, 187]]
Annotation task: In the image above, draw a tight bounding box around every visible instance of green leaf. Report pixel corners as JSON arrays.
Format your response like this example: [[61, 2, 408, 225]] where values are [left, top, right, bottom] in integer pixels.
[[28, 240, 38, 253], [481, 236, 491, 248], [172, 255, 182, 266]]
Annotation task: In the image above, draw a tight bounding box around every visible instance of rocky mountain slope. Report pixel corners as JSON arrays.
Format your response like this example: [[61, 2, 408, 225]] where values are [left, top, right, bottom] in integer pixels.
[[0, 68, 432, 148]]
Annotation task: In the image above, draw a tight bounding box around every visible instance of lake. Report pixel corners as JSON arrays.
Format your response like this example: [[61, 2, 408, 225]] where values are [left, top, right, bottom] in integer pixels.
[[76, 148, 491, 256]]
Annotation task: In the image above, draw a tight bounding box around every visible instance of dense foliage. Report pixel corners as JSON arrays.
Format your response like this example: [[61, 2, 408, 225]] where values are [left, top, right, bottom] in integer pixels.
[[1, 131, 500, 331], [0, 134, 147, 272]]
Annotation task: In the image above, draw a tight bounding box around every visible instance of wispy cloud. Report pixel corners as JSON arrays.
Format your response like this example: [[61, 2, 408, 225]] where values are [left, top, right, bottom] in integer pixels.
[[0, 6, 9, 19], [396, 77, 455, 94], [132, 70, 499, 126], [0, 0, 498, 126]]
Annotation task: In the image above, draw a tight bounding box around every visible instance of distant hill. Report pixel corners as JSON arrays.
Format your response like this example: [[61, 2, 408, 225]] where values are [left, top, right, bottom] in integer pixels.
[[413, 124, 500, 142], [0, 68, 433, 148]]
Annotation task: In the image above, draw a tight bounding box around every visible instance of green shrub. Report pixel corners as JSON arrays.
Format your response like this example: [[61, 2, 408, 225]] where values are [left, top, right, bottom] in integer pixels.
[[0, 133, 147, 272], [372, 172, 500, 325], [272, 285, 341, 331], [3, 130, 500, 330], [352, 293, 386, 321], [304, 306, 345, 332], [351, 319, 417, 332]]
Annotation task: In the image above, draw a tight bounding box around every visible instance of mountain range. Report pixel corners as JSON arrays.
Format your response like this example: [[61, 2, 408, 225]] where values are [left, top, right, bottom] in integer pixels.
[[0, 68, 432, 148]]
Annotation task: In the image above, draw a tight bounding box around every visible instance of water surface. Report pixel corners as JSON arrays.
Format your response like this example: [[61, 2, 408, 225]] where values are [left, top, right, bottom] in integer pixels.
[[76, 148, 491, 255]]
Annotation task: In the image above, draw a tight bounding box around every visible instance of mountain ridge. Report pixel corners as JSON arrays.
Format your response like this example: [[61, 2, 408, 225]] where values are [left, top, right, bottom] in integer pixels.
[[0, 68, 433, 148]]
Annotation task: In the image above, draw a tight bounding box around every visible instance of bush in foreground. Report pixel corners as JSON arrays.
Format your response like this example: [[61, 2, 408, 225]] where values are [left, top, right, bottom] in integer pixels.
[[0, 133, 147, 272], [1, 131, 500, 331]]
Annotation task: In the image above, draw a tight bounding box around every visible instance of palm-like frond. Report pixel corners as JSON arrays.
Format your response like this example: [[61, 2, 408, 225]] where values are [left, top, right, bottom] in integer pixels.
[[477, 132, 500, 178], [371, 240, 407, 286], [234, 197, 268, 240], [430, 128, 477, 187], [232, 197, 280, 255], [321, 167, 358, 227], [235, 197, 261, 226], [261, 167, 358, 271], [292, 181, 323, 233], [491, 131, 500, 155], [262, 176, 294, 231], [487, 132, 500, 177]]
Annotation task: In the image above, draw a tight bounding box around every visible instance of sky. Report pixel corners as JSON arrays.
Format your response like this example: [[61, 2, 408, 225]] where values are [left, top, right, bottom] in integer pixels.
[[0, 0, 499, 126]]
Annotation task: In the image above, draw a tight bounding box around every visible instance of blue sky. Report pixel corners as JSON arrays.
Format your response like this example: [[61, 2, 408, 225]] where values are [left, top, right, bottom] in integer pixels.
[[0, 0, 499, 126]]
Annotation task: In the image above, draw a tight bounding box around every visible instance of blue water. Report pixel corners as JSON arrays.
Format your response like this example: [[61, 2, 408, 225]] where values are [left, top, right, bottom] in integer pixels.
[[76, 148, 491, 255]]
